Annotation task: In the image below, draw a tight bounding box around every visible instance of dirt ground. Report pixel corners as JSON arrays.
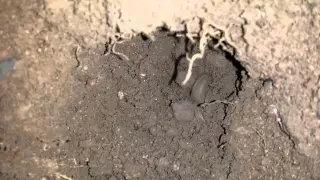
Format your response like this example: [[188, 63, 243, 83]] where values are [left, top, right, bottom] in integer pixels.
[[1, 0, 320, 180]]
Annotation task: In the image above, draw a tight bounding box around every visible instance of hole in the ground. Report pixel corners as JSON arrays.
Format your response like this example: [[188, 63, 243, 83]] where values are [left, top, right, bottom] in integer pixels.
[[140, 32, 151, 41], [65, 31, 248, 179]]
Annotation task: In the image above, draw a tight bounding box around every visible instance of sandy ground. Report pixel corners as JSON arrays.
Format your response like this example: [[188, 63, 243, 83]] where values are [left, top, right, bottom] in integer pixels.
[[1, 0, 320, 179]]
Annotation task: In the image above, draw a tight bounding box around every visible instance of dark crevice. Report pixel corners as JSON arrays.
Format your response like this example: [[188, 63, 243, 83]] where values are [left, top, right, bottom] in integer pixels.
[[226, 154, 235, 179], [226, 163, 232, 179], [278, 118, 298, 149], [207, 41, 248, 95], [140, 32, 150, 41], [156, 24, 170, 32], [169, 54, 185, 85], [86, 160, 93, 178], [169, 34, 189, 85], [224, 51, 249, 95], [217, 91, 237, 178], [218, 104, 229, 151]]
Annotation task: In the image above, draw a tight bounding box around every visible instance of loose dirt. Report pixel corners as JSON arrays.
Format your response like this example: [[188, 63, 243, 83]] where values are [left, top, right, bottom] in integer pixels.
[[1, 31, 319, 180], [1, 0, 320, 180], [56, 33, 239, 180]]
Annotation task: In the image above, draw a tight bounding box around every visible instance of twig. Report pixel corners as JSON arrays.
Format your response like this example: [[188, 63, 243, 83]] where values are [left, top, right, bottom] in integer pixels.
[[111, 41, 130, 61], [200, 100, 234, 108], [104, 38, 130, 61], [252, 128, 267, 156], [182, 53, 203, 85], [55, 173, 73, 180], [75, 45, 81, 68]]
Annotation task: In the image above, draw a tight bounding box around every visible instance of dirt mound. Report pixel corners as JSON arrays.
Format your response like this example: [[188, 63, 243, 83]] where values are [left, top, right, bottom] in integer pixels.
[[52, 33, 238, 179]]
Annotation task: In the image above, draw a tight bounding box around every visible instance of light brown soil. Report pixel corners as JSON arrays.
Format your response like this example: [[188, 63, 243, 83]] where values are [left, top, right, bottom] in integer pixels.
[[1, 0, 320, 179]]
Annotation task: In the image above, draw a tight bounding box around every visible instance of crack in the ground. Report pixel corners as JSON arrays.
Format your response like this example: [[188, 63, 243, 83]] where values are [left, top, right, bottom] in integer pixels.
[[86, 160, 94, 178], [255, 78, 298, 149], [278, 121, 298, 149], [216, 55, 246, 177], [73, 140, 92, 178], [226, 153, 235, 179], [218, 46, 249, 96]]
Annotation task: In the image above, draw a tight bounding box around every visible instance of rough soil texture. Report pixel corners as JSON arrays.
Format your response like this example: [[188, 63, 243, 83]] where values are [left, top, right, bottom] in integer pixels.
[[55, 33, 240, 180], [106, 0, 320, 159], [1, 0, 320, 179]]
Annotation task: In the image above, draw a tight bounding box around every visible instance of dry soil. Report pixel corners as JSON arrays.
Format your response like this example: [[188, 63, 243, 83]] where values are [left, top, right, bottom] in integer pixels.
[[1, 0, 320, 180]]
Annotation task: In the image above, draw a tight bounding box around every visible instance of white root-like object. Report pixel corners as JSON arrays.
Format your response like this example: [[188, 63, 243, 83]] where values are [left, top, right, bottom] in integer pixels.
[[182, 22, 230, 85], [105, 34, 131, 61], [182, 33, 210, 85], [182, 53, 203, 85], [112, 42, 130, 61], [55, 173, 73, 180], [181, 19, 241, 85]]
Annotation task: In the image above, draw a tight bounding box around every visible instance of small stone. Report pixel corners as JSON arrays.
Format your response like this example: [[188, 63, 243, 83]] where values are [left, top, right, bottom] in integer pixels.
[[191, 74, 211, 104], [173, 162, 180, 171], [109, 176, 117, 180], [140, 73, 146, 78], [264, 104, 279, 118], [171, 101, 196, 121], [118, 91, 124, 100], [158, 157, 169, 166], [0, 57, 16, 78], [87, 78, 98, 86], [149, 125, 164, 137]]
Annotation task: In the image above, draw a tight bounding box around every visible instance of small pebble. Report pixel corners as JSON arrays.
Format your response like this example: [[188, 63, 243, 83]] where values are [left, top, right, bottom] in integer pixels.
[[117, 91, 124, 100], [191, 74, 211, 103], [171, 101, 196, 121], [109, 176, 117, 180], [158, 157, 169, 166], [0, 57, 16, 78], [40, 176, 49, 180], [173, 162, 180, 171]]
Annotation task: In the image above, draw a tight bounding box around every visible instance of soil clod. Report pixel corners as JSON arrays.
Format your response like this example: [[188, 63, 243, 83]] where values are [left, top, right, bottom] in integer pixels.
[[191, 73, 211, 104]]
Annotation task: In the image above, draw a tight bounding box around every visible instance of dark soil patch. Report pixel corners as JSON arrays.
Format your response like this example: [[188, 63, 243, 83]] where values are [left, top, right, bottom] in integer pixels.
[[1, 31, 317, 180], [52, 32, 243, 180]]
